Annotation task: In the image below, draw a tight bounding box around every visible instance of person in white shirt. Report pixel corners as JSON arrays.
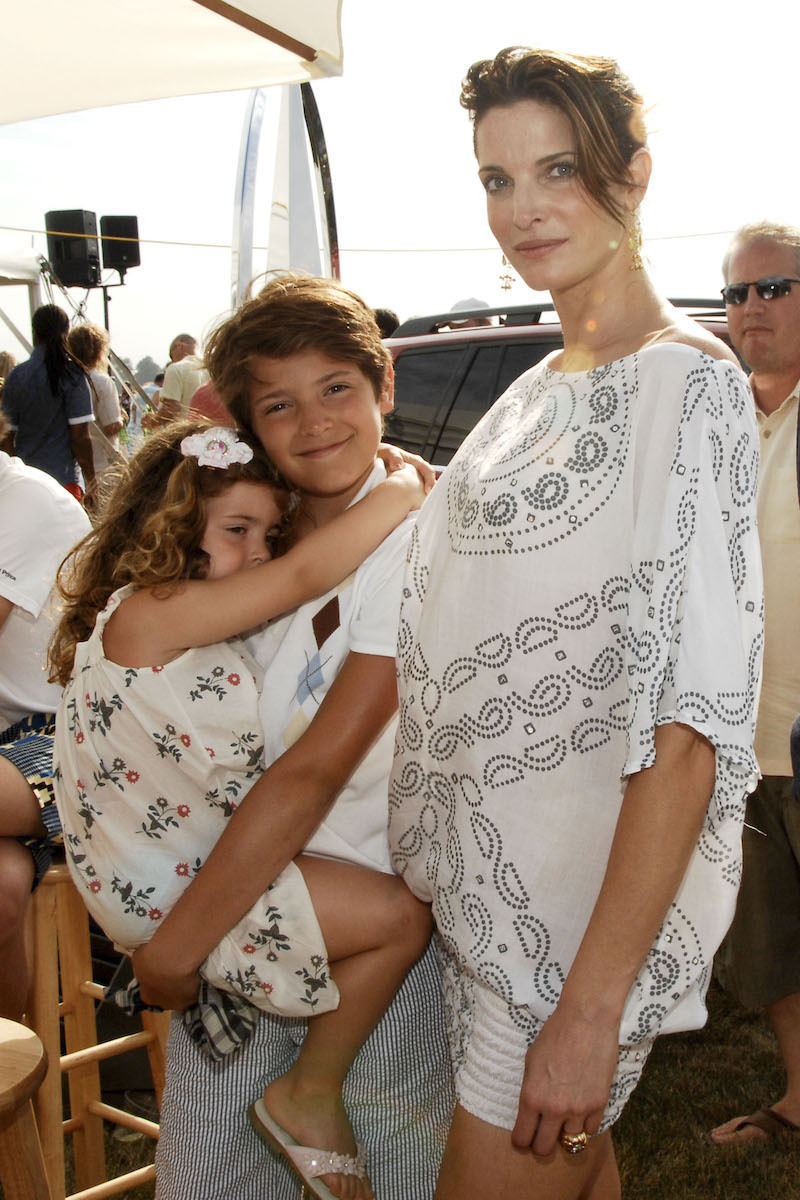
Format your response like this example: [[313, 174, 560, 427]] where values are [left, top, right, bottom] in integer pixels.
[[0, 430, 91, 1017], [145, 334, 208, 426], [67, 322, 125, 477], [712, 222, 800, 1145]]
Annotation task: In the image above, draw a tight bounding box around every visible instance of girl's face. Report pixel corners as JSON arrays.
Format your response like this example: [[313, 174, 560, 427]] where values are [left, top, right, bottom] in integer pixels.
[[200, 480, 286, 579], [475, 99, 628, 299]]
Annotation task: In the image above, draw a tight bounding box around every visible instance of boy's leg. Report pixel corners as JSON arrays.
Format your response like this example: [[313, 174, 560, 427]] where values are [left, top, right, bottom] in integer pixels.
[[263, 856, 432, 1199], [155, 946, 453, 1200]]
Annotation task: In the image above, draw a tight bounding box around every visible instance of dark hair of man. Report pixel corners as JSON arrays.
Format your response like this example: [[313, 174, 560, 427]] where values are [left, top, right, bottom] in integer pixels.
[[31, 304, 84, 397]]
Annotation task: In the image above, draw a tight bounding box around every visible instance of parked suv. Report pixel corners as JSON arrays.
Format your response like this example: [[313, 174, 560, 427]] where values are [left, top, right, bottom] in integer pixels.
[[384, 301, 730, 467]]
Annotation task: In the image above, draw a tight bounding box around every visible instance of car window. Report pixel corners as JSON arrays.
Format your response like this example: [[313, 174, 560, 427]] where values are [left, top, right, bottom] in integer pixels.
[[495, 340, 561, 395], [385, 345, 468, 457]]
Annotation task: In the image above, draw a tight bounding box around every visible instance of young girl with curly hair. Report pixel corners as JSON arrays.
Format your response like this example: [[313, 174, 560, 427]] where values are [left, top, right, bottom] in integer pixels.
[[51, 419, 431, 1200]]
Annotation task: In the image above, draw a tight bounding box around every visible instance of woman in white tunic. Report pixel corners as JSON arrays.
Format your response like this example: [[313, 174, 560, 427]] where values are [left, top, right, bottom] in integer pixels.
[[388, 47, 763, 1199]]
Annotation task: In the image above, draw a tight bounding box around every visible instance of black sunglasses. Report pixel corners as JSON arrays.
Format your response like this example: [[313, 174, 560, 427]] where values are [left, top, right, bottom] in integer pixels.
[[721, 276, 800, 305]]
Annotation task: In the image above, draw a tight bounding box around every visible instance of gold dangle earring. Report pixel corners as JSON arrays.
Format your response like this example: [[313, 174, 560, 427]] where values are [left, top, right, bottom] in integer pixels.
[[500, 253, 514, 291], [628, 211, 644, 271]]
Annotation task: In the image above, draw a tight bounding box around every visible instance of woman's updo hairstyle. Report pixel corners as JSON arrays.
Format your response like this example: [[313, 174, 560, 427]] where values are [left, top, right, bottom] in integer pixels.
[[461, 47, 647, 224]]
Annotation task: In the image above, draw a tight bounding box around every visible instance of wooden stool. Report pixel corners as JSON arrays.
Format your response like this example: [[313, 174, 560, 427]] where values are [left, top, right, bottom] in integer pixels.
[[0, 1017, 52, 1199], [27, 863, 171, 1200]]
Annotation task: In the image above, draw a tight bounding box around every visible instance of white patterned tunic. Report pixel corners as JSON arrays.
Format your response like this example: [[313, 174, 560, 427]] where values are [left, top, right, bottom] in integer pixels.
[[54, 585, 337, 1018], [389, 344, 763, 1053]]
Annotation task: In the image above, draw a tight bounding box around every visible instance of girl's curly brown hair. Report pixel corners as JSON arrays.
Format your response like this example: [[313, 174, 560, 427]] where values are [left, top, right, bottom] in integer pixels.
[[49, 420, 288, 685]]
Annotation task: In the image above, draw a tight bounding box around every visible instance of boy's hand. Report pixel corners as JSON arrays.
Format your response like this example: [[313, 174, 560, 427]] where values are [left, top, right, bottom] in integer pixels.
[[377, 443, 437, 493], [131, 942, 201, 1011]]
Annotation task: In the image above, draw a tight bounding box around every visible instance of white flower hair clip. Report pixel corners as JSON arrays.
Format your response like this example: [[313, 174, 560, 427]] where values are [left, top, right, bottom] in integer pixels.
[[180, 427, 254, 470]]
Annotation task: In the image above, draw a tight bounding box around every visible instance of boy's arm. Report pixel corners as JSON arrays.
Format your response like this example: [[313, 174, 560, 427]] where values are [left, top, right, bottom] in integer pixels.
[[131, 651, 399, 1009]]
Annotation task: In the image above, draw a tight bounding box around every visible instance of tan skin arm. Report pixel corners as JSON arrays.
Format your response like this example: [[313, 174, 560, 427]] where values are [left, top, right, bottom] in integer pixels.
[[131, 650, 400, 1010], [103, 465, 423, 665], [512, 721, 716, 1155], [69, 422, 95, 491], [142, 396, 179, 428]]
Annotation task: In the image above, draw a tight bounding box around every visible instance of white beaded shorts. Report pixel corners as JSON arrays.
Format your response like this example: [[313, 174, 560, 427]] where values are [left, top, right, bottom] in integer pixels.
[[436, 936, 653, 1133]]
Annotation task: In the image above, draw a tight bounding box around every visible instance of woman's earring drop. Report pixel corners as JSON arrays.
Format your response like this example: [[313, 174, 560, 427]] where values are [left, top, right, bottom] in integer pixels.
[[500, 254, 514, 291], [629, 212, 644, 271]]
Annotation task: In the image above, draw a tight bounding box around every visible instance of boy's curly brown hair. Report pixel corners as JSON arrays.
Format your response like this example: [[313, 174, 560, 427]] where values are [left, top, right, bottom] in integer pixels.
[[48, 420, 287, 685]]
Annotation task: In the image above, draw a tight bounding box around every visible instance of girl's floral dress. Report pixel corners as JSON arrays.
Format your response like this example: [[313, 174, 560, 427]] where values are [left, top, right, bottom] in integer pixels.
[[53, 585, 338, 1017]]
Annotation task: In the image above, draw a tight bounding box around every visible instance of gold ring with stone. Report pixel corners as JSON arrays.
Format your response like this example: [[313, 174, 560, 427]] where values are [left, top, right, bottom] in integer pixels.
[[558, 1130, 589, 1154]]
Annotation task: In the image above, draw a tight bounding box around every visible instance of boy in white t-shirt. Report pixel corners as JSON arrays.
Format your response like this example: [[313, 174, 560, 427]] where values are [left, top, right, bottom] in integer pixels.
[[132, 274, 453, 1200]]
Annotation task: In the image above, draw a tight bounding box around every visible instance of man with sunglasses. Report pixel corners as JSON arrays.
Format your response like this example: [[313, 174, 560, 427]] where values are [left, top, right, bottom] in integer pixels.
[[712, 221, 800, 1146]]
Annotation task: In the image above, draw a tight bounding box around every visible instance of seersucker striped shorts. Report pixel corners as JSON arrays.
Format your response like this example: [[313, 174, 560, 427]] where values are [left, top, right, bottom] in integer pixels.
[[155, 941, 454, 1200]]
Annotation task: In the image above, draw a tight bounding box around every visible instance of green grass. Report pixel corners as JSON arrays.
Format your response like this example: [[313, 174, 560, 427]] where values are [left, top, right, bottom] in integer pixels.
[[615, 981, 800, 1199], [91, 981, 799, 1199]]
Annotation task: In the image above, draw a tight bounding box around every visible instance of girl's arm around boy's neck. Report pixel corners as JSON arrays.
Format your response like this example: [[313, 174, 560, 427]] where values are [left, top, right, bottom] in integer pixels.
[[103, 463, 427, 669]]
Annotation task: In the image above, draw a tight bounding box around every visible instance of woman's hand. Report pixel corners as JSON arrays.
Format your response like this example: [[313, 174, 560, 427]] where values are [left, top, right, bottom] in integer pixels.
[[377, 442, 437, 493], [512, 1003, 619, 1156], [131, 941, 201, 1012]]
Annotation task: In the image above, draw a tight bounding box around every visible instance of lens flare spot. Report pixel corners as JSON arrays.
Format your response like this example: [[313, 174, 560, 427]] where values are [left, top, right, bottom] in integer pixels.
[[586, 319, 598, 333], [609, 239, 620, 251]]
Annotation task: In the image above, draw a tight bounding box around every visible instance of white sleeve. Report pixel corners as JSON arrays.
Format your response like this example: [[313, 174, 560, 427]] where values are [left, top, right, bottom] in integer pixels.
[[624, 355, 763, 779], [158, 362, 181, 405], [92, 373, 123, 427], [348, 516, 415, 657], [0, 478, 90, 617]]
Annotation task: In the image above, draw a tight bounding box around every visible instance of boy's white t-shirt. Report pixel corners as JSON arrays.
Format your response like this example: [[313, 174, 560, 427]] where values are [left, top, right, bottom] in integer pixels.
[[246, 461, 413, 873]]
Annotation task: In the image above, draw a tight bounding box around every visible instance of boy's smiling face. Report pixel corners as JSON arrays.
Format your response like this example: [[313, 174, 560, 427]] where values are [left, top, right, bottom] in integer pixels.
[[247, 350, 394, 513]]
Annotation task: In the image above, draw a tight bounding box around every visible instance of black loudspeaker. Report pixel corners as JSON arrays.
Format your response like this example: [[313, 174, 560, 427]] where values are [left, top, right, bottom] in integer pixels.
[[100, 215, 140, 274], [45, 209, 101, 288]]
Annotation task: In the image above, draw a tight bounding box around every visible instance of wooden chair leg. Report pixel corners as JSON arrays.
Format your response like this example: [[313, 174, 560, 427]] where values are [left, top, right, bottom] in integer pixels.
[[28, 871, 65, 1200], [0, 1018, 52, 1199], [141, 1011, 171, 1111], [0, 1099, 54, 1199], [57, 875, 106, 1194], [27, 866, 168, 1200]]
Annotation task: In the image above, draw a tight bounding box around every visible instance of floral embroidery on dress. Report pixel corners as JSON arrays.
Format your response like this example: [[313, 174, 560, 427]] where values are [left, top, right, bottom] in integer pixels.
[[53, 589, 338, 1019], [295, 956, 333, 1010]]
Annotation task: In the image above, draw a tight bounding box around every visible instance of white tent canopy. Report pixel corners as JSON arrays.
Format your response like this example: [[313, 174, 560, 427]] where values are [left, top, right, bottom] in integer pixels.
[[2, 0, 343, 126]]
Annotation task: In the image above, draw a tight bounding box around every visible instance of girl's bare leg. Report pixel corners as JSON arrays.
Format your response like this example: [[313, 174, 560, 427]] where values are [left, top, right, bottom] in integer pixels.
[[263, 855, 432, 1200], [435, 1104, 620, 1200]]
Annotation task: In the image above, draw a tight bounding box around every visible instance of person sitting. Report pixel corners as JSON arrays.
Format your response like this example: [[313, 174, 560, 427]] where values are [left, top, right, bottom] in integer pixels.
[[0, 409, 91, 1018]]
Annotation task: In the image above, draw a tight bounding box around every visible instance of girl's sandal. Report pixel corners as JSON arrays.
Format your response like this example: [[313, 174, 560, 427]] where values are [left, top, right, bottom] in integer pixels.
[[249, 1097, 372, 1200]]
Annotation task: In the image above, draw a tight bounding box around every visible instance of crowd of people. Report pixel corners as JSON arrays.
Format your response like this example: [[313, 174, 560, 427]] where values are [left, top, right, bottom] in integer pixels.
[[0, 43, 798, 1200]]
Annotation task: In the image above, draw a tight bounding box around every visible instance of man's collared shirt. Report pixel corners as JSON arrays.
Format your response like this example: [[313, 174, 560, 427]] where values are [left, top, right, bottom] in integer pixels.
[[754, 377, 800, 775]]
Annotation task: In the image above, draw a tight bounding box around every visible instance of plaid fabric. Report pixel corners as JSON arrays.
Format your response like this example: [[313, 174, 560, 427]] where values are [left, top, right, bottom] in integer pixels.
[[0, 711, 63, 888], [107, 976, 259, 1061]]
